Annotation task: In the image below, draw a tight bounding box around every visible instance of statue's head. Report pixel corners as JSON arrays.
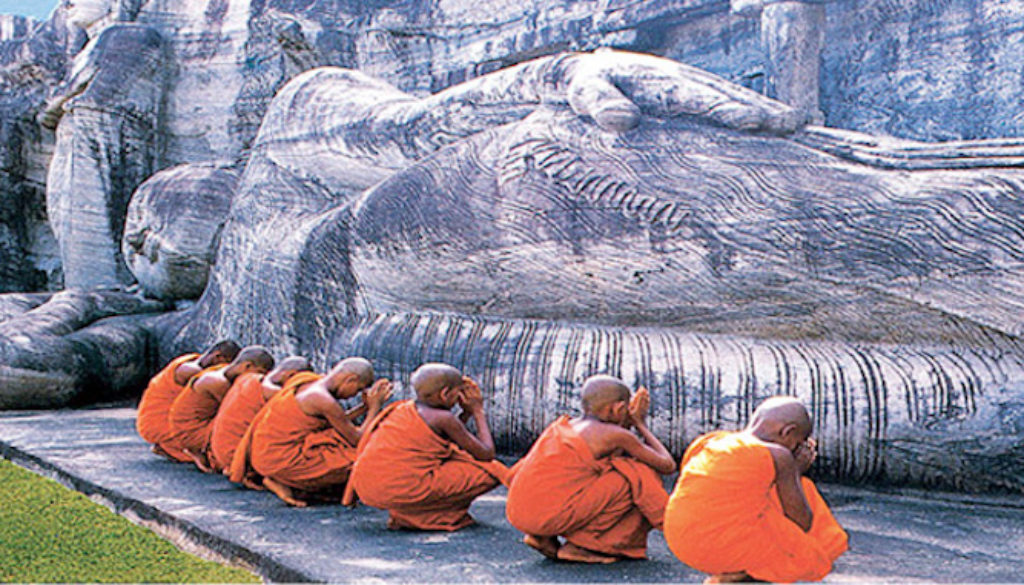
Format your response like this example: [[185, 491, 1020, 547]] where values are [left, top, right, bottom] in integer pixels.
[[66, 0, 113, 29], [122, 164, 239, 301]]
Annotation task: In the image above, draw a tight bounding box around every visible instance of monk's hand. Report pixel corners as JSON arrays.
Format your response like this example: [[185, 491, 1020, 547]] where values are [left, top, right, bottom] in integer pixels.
[[364, 378, 393, 409], [459, 376, 485, 415], [629, 387, 650, 427], [794, 437, 817, 475]]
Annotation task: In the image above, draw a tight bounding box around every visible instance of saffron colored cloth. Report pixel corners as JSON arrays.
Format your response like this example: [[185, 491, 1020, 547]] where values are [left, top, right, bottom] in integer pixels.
[[248, 372, 355, 496], [664, 431, 848, 583], [505, 416, 668, 558], [135, 353, 198, 462], [165, 364, 229, 459], [208, 372, 267, 473], [227, 389, 279, 487], [345, 400, 510, 531]]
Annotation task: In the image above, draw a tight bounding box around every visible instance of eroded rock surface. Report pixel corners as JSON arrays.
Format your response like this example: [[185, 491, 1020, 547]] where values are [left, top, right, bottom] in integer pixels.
[[123, 163, 239, 300], [0, 289, 171, 409], [43, 23, 167, 289], [171, 50, 1024, 492]]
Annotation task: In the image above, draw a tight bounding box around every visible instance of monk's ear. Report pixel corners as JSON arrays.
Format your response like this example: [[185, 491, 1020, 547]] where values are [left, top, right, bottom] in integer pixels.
[[611, 401, 628, 423], [440, 385, 457, 403], [778, 423, 799, 447]]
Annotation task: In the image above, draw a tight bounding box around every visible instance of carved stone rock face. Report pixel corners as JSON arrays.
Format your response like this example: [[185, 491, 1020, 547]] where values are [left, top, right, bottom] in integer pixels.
[[182, 51, 1024, 492], [67, 0, 112, 29], [123, 164, 239, 300], [44, 23, 165, 289]]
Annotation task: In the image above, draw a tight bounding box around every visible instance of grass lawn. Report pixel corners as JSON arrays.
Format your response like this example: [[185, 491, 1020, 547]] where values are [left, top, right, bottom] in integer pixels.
[[0, 457, 259, 583]]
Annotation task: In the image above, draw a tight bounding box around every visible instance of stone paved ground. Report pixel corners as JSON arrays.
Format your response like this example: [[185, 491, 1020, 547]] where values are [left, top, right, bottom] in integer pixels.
[[1, 407, 1023, 583]]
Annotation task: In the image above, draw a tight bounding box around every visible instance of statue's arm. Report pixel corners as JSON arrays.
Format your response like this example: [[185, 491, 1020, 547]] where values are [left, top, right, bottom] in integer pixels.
[[253, 49, 803, 193], [38, 45, 101, 129], [412, 49, 802, 138], [38, 25, 163, 129]]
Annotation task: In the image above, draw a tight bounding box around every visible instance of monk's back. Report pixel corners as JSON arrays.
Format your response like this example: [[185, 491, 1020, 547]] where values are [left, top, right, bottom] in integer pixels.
[[664, 431, 777, 571], [166, 365, 229, 445], [351, 401, 457, 505], [507, 416, 622, 531], [136, 353, 197, 442], [568, 417, 621, 459], [208, 373, 266, 470]]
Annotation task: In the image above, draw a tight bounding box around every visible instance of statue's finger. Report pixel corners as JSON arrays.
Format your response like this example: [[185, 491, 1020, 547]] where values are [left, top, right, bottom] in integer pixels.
[[567, 74, 640, 133]]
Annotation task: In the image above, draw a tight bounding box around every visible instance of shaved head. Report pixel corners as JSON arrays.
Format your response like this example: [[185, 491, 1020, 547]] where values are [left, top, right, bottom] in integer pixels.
[[749, 396, 812, 437], [581, 375, 630, 413], [268, 355, 312, 384], [234, 345, 275, 372], [275, 355, 312, 373], [199, 339, 241, 366], [411, 363, 463, 400], [331, 356, 375, 386]]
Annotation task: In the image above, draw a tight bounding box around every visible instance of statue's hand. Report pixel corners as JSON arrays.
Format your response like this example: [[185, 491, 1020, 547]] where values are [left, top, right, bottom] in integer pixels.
[[565, 49, 801, 134], [38, 96, 67, 130]]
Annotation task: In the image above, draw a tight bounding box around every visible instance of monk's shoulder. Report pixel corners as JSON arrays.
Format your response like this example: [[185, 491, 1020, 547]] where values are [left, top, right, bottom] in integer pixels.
[[173, 359, 202, 385], [194, 370, 228, 393], [295, 383, 330, 405], [726, 434, 790, 479], [415, 403, 458, 434], [574, 419, 632, 458]]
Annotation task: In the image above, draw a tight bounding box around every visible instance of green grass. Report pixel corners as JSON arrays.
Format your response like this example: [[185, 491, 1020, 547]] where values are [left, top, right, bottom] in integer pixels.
[[0, 458, 260, 583]]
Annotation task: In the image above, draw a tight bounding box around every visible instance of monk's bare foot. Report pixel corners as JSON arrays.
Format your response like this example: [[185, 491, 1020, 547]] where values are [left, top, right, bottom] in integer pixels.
[[556, 543, 618, 564], [241, 476, 265, 491], [150, 444, 176, 460], [704, 572, 755, 583], [523, 535, 560, 559], [184, 448, 213, 473], [263, 477, 308, 507]]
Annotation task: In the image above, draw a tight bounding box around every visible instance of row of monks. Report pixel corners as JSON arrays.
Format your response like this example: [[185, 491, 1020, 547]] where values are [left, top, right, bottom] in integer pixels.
[[135, 340, 848, 582]]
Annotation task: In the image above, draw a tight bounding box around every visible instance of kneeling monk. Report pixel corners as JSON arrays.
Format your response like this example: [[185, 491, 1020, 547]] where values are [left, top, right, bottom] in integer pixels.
[[664, 396, 848, 583], [506, 375, 675, 563], [344, 363, 511, 531], [207, 356, 312, 474], [136, 340, 240, 461], [246, 357, 392, 506], [166, 346, 275, 472]]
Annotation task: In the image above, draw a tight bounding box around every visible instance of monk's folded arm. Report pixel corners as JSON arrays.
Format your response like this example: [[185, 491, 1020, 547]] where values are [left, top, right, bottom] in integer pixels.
[[318, 396, 362, 446], [769, 445, 813, 531], [622, 422, 676, 474], [345, 402, 368, 421], [437, 411, 495, 461]]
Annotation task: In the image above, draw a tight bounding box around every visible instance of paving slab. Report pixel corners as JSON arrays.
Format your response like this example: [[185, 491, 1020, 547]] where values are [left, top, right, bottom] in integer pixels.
[[1, 406, 1023, 583]]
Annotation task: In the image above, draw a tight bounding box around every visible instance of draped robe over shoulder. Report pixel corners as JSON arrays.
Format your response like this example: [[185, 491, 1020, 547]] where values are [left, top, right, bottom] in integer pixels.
[[136, 353, 198, 461], [664, 431, 848, 583], [247, 372, 356, 496], [505, 416, 668, 558], [208, 372, 267, 473], [166, 363, 231, 459], [345, 400, 510, 531]]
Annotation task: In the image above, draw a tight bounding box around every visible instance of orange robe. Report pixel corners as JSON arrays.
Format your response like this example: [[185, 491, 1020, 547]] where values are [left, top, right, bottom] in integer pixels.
[[247, 372, 356, 496], [164, 364, 229, 460], [505, 416, 668, 558], [664, 431, 848, 583], [207, 372, 267, 474], [135, 353, 198, 462], [227, 389, 280, 487], [344, 400, 511, 531]]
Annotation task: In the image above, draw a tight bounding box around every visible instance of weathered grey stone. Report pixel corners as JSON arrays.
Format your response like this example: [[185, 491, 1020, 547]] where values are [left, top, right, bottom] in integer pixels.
[[123, 163, 239, 300], [0, 13, 69, 292], [0, 289, 171, 409], [43, 22, 167, 289], [172, 49, 1024, 492], [4, 0, 1024, 496]]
